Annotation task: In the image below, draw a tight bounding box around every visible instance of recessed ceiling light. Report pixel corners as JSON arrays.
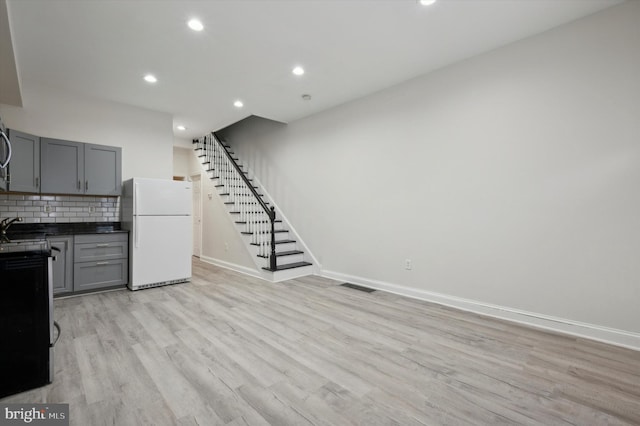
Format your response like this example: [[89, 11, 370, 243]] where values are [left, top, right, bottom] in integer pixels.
[[292, 66, 305, 76], [418, 0, 437, 5], [176, 125, 186, 131], [143, 74, 157, 83], [233, 100, 244, 108], [187, 19, 204, 31]]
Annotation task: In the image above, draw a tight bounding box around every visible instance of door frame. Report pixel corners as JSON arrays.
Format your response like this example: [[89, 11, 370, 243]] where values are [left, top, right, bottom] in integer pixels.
[[190, 173, 202, 258]]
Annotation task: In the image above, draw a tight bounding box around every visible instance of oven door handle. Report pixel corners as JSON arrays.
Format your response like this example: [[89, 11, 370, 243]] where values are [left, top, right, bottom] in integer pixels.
[[52, 321, 61, 346]]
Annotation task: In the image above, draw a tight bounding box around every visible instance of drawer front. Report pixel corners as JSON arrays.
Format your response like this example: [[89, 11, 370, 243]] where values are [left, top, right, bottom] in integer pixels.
[[75, 241, 127, 262], [74, 259, 128, 291], [74, 233, 128, 245]]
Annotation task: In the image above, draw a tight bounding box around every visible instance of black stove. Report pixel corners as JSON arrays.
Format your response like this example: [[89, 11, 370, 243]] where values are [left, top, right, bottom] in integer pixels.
[[0, 238, 55, 398]]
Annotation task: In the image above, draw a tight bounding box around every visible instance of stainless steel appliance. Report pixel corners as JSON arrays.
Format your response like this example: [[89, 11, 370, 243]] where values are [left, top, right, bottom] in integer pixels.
[[0, 115, 11, 168], [0, 237, 57, 398], [0, 115, 12, 190]]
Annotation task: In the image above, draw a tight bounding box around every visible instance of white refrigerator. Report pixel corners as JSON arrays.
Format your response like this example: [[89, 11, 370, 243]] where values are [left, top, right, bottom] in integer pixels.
[[121, 178, 192, 290]]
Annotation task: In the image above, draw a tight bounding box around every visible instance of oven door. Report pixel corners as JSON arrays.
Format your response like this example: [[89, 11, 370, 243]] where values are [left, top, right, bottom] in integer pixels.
[[0, 252, 52, 398]]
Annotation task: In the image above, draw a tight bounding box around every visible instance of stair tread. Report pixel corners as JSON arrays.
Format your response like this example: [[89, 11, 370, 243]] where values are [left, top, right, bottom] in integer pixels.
[[262, 261, 313, 272], [236, 220, 282, 224], [241, 229, 287, 235], [258, 250, 303, 258], [250, 239, 296, 246], [230, 211, 270, 214]]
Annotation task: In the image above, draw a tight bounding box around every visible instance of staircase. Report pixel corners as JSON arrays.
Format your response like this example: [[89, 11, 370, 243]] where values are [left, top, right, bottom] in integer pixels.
[[192, 133, 314, 281]]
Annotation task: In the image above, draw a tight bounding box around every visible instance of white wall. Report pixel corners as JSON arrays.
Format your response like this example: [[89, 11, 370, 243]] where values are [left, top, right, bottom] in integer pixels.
[[173, 146, 191, 179], [0, 81, 173, 180], [182, 146, 256, 270], [219, 2, 640, 343]]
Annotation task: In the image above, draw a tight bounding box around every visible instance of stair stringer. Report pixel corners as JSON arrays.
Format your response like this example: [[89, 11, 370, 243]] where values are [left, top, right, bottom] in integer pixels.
[[211, 169, 317, 282], [238, 165, 321, 278], [194, 147, 315, 282]]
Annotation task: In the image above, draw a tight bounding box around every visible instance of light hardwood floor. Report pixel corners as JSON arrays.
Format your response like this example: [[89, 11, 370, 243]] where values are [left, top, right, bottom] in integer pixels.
[[3, 258, 639, 425]]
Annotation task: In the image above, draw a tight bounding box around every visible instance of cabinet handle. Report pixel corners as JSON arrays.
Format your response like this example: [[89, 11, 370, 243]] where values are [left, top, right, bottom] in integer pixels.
[[96, 261, 109, 266], [96, 243, 110, 248], [77, 180, 81, 190], [85, 180, 88, 191], [35, 177, 39, 188]]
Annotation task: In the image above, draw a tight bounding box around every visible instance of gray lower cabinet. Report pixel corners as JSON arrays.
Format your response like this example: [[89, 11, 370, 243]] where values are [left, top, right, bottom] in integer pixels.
[[48, 236, 74, 295], [73, 233, 128, 292], [7, 129, 40, 193]]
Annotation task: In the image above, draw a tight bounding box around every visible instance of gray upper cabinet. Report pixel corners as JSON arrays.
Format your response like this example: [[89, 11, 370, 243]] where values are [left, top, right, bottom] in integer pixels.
[[7, 129, 40, 193], [41, 138, 122, 196], [84, 144, 121, 196], [41, 138, 84, 195]]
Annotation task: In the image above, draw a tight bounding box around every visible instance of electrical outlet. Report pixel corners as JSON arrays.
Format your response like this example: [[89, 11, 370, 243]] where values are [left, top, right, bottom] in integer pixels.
[[44, 205, 52, 213], [404, 259, 412, 270], [89, 206, 96, 213]]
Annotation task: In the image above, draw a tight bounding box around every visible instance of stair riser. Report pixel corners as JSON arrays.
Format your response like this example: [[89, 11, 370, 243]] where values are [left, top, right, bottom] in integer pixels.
[[274, 242, 297, 252], [241, 232, 289, 243], [264, 253, 305, 266], [250, 242, 297, 253], [237, 223, 285, 232], [270, 264, 315, 282]]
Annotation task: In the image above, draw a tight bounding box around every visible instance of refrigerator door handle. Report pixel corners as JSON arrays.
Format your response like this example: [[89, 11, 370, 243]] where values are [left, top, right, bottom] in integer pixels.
[[134, 216, 140, 248], [134, 182, 139, 215]]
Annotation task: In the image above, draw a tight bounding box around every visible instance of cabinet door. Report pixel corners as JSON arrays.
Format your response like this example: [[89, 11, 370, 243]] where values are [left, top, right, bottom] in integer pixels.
[[7, 130, 40, 193], [84, 144, 121, 196], [48, 236, 74, 295], [41, 138, 84, 194], [74, 259, 128, 291]]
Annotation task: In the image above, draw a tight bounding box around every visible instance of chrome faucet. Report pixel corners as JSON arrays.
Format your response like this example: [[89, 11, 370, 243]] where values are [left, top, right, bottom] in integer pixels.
[[1, 217, 23, 243]]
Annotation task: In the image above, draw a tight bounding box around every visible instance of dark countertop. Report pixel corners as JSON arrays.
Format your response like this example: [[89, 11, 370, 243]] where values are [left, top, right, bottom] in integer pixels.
[[5, 222, 127, 241]]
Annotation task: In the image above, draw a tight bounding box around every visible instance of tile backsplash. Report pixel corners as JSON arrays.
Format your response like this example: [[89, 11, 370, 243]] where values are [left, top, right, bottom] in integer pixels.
[[0, 193, 120, 223]]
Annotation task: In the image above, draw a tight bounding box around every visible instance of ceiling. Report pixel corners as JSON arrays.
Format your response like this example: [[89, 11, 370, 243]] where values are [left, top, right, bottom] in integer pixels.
[[2, 0, 624, 141]]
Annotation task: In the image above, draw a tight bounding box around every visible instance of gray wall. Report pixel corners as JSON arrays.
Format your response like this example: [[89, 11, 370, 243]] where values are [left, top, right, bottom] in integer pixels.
[[218, 2, 640, 340]]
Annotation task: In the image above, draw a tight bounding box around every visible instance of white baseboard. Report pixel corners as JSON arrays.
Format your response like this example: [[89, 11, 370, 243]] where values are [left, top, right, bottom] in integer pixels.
[[321, 269, 640, 352], [199, 256, 265, 281]]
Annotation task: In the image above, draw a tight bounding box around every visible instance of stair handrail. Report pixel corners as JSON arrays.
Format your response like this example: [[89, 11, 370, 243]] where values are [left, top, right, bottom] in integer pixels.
[[211, 132, 278, 270]]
